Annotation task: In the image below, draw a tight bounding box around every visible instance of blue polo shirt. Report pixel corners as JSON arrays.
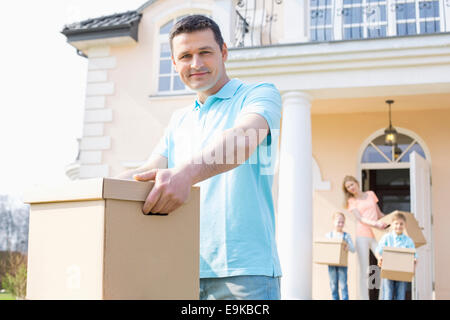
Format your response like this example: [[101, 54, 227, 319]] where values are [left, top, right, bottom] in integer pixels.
[[376, 231, 418, 258], [151, 78, 282, 278]]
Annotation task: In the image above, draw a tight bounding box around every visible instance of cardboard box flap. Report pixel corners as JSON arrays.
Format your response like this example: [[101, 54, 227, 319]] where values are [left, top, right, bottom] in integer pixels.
[[102, 178, 153, 202], [102, 178, 200, 203], [314, 238, 344, 244], [24, 178, 200, 204], [24, 178, 104, 204], [384, 247, 416, 254], [372, 210, 427, 248]]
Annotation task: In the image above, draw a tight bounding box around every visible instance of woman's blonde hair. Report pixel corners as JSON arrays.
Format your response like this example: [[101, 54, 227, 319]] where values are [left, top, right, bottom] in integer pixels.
[[342, 175, 360, 208]]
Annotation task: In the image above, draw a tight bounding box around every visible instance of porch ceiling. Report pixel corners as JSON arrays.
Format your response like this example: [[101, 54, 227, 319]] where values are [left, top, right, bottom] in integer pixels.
[[310, 92, 450, 114]]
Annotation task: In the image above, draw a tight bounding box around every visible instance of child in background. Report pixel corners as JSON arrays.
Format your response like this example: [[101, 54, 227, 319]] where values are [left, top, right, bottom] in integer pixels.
[[325, 212, 355, 300], [376, 212, 418, 300]]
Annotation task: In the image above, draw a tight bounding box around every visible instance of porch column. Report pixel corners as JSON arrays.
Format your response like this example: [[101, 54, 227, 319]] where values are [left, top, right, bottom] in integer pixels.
[[277, 91, 313, 300]]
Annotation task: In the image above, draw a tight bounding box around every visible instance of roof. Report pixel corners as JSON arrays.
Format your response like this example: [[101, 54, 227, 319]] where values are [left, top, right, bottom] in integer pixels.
[[61, 10, 142, 37], [60, 1, 157, 50]]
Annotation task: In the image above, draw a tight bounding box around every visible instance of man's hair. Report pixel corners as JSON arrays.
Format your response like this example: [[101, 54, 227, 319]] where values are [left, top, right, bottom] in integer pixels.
[[169, 15, 224, 53], [392, 212, 407, 223]]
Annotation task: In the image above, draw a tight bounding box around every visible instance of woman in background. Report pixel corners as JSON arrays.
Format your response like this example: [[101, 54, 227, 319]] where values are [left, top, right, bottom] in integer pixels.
[[343, 175, 387, 300]]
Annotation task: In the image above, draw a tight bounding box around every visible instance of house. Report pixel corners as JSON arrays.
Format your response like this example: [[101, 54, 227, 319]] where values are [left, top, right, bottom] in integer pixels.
[[61, 0, 450, 300]]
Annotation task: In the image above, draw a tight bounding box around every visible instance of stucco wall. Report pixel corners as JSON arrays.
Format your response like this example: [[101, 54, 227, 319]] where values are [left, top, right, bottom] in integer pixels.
[[311, 107, 450, 299]]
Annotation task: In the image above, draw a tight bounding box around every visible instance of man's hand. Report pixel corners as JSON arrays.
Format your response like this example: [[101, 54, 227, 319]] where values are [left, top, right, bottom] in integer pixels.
[[134, 165, 193, 214], [343, 243, 349, 252], [378, 257, 383, 268], [114, 154, 168, 180]]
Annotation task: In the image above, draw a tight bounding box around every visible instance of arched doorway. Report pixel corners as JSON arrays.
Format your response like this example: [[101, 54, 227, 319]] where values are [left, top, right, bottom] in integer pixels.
[[357, 128, 433, 300]]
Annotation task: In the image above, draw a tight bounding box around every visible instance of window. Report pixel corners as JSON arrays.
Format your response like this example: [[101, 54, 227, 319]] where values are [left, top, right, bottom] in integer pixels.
[[158, 17, 188, 93], [310, 0, 334, 41], [361, 133, 426, 164], [309, 0, 448, 41], [395, 0, 441, 36], [342, 0, 387, 40]]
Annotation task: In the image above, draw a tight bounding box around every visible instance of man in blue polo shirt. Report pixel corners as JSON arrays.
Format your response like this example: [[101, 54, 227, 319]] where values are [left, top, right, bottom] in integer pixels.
[[116, 15, 282, 300]]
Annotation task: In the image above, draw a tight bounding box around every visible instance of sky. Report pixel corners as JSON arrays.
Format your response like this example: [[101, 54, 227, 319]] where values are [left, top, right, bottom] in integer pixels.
[[0, 0, 145, 198]]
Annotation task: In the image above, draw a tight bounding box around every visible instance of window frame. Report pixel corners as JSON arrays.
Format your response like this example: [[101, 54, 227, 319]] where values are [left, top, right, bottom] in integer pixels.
[[357, 127, 431, 171], [308, 0, 450, 41]]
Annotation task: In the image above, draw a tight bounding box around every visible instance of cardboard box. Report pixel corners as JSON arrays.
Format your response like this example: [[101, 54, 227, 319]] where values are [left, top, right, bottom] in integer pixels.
[[313, 239, 348, 267], [372, 210, 427, 249], [24, 178, 200, 300], [380, 247, 416, 282]]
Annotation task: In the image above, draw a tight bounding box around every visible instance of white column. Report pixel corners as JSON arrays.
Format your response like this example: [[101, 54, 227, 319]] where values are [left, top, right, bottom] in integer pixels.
[[277, 91, 313, 300]]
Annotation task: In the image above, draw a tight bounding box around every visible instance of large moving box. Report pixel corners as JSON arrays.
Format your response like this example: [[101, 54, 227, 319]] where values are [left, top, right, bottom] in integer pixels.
[[313, 239, 348, 267], [372, 210, 426, 249], [24, 178, 200, 300], [380, 247, 416, 282]]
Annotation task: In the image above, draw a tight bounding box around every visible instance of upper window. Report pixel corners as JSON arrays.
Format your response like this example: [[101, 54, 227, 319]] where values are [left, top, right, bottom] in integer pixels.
[[361, 132, 426, 164], [309, 0, 448, 42]]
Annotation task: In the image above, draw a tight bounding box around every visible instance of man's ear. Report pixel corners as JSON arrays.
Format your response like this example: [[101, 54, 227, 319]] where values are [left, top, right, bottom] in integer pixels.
[[222, 42, 228, 62]]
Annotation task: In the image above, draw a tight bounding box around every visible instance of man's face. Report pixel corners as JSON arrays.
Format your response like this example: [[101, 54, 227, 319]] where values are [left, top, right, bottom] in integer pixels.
[[171, 29, 228, 93]]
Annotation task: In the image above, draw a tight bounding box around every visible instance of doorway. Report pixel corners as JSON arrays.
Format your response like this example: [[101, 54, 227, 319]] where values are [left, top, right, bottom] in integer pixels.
[[362, 168, 412, 300]]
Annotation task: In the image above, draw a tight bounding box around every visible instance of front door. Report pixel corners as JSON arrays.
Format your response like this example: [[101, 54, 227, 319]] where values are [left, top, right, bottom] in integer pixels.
[[362, 168, 412, 300], [410, 151, 434, 300], [359, 129, 432, 300]]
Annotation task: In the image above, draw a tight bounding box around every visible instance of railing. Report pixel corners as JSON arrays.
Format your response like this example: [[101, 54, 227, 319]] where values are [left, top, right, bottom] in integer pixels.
[[234, 0, 283, 47], [234, 0, 450, 47]]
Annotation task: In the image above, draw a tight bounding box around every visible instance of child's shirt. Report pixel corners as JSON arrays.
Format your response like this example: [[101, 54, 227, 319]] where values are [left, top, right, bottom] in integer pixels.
[[376, 231, 418, 258], [325, 231, 355, 253]]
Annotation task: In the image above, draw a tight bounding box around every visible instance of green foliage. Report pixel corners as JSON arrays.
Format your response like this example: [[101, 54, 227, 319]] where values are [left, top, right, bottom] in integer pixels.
[[2, 263, 27, 299], [0, 251, 27, 299], [0, 292, 16, 300]]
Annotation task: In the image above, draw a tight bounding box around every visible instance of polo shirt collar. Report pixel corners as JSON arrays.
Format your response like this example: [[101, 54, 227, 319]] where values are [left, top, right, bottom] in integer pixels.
[[194, 78, 242, 110], [391, 231, 405, 240], [214, 78, 242, 99]]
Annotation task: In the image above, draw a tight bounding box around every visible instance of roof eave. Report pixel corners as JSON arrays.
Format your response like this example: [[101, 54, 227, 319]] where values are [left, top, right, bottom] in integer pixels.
[[61, 23, 140, 43]]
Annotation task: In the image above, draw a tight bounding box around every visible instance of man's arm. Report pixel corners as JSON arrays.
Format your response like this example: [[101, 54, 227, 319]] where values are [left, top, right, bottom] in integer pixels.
[[183, 112, 269, 184], [114, 153, 168, 180], [134, 113, 270, 214]]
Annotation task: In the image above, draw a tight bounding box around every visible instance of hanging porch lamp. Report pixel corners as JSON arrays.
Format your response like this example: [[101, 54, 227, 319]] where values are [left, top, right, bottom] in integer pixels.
[[384, 99, 398, 146], [394, 143, 402, 161]]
